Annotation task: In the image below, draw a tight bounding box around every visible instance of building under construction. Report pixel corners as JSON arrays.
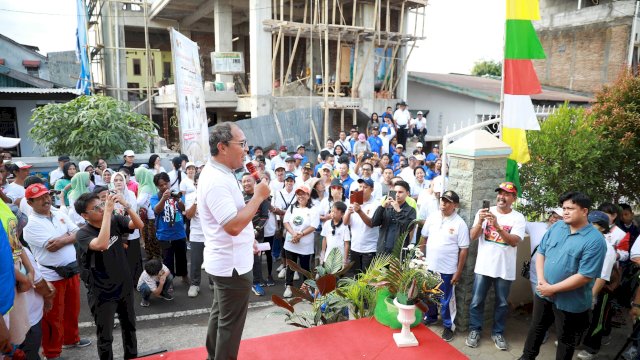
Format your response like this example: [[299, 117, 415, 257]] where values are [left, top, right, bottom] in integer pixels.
[[85, 0, 426, 149]]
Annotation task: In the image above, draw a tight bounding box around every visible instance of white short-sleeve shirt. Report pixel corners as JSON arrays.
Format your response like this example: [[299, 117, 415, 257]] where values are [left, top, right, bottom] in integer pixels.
[[421, 212, 470, 274], [283, 205, 320, 255], [472, 206, 526, 281], [198, 159, 254, 277], [321, 221, 350, 261], [185, 192, 204, 243], [347, 198, 379, 254], [24, 211, 79, 282]]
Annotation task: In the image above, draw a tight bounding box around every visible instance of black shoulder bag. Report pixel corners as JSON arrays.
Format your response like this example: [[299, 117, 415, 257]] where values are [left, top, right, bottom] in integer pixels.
[[521, 245, 540, 279]]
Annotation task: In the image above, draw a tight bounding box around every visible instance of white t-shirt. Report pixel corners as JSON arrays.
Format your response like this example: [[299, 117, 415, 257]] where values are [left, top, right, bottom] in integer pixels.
[[4, 182, 25, 203], [185, 192, 204, 243], [168, 170, 186, 192], [318, 197, 350, 219], [198, 160, 254, 277], [180, 177, 196, 196], [23, 248, 44, 326], [600, 243, 617, 281], [393, 108, 411, 127], [321, 220, 350, 261], [49, 168, 64, 187], [606, 225, 629, 261], [410, 180, 429, 198], [417, 190, 438, 220], [274, 188, 296, 219], [137, 192, 155, 220], [631, 237, 640, 260], [525, 221, 549, 285], [335, 139, 352, 154], [283, 205, 320, 255], [412, 117, 426, 130], [422, 212, 470, 274], [472, 206, 526, 281], [398, 167, 416, 184], [136, 264, 171, 292], [270, 179, 285, 195], [347, 198, 379, 253], [23, 211, 79, 282]]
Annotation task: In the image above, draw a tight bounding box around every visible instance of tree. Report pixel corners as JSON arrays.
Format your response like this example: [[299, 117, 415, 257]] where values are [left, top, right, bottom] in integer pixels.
[[30, 95, 157, 161], [590, 69, 640, 203], [519, 105, 614, 218], [471, 60, 502, 77]]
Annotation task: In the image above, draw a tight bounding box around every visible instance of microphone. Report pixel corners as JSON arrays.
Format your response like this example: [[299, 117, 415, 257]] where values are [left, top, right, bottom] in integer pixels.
[[245, 162, 261, 183]]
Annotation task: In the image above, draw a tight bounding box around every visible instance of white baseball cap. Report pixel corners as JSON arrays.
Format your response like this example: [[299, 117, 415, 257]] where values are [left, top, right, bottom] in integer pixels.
[[416, 142, 423, 148], [417, 111, 423, 115], [123, 150, 135, 157], [0, 135, 20, 149]]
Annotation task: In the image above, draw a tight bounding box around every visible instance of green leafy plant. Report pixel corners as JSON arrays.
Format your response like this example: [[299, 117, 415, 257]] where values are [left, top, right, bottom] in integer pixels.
[[29, 95, 157, 161], [520, 104, 615, 218], [471, 59, 502, 77], [270, 247, 354, 328]]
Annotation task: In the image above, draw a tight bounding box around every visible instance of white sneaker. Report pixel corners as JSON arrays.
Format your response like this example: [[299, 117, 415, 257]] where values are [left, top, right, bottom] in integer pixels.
[[278, 268, 286, 279], [276, 263, 285, 272], [623, 346, 638, 360], [577, 350, 596, 360], [188, 285, 199, 298], [293, 272, 300, 280], [283, 285, 292, 298]]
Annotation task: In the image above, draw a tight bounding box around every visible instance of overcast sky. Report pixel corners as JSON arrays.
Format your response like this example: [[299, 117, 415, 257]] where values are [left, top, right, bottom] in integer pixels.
[[0, 0, 503, 75]]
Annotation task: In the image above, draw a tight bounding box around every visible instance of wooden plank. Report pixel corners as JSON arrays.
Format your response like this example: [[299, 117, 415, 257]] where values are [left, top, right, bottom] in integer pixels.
[[283, 27, 302, 90], [334, 31, 342, 99], [271, 27, 283, 96]]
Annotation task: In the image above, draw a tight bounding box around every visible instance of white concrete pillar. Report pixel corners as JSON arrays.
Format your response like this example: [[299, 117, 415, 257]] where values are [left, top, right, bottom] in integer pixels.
[[214, 0, 234, 85], [249, 0, 273, 117], [395, 7, 411, 101], [356, 3, 376, 101]]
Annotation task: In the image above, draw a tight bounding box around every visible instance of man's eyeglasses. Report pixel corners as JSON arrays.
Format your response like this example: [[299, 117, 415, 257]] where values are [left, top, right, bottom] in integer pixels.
[[89, 202, 105, 212], [228, 140, 248, 148]]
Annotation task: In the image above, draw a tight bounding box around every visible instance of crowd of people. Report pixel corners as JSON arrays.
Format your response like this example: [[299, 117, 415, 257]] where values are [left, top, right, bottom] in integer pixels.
[[0, 101, 638, 360]]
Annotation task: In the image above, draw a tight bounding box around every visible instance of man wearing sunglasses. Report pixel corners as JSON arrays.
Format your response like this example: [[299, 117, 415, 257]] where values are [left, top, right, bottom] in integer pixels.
[[466, 181, 526, 351], [23, 183, 91, 359]]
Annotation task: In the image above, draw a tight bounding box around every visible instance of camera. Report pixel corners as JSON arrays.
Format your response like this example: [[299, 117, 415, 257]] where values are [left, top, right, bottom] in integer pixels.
[[170, 191, 182, 198]]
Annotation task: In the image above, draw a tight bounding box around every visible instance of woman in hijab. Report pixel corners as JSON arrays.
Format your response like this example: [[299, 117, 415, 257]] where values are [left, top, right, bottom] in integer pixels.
[[78, 160, 96, 191], [112, 171, 143, 284], [54, 162, 77, 207], [63, 172, 91, 226], [135, 167, 161, 260]]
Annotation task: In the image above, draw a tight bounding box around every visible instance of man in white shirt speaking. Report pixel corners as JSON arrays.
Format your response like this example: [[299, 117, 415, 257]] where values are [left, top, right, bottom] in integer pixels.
[[420, 190, 469, 342], [393, 100, 411, 148], [198, 122, 270, 360]]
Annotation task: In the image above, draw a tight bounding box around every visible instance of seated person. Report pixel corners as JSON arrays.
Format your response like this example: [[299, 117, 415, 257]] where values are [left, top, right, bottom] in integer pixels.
[[136, 259, 174, 306]]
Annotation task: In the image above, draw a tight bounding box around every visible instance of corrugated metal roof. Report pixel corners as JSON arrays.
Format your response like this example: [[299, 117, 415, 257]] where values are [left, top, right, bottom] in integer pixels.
[[0, 87, 83, 95], [408, 72, 593, 103]]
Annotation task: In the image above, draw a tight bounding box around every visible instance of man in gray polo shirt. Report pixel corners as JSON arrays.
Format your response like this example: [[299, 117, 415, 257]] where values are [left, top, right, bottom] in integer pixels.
[[198, 122, 270, 360]]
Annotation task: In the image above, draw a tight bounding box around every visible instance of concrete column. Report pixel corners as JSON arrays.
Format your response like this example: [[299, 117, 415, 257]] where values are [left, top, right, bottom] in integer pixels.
[[356, 3, 376, 101], [249, 0, 273, 117], [101, 1, 127, 101], [214, 0, 234, 85], [395, 7, 411, 101], [444, 130, 512, 331]]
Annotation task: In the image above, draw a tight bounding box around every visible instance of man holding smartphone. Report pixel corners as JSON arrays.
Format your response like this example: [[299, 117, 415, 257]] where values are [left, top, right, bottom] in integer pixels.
[[361, 180, 416, 254], [465, 182, 526, 351]]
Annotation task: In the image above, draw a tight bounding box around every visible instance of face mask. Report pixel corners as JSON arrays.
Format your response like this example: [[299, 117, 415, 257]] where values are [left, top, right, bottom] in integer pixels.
[[280, 152, 287, 158]]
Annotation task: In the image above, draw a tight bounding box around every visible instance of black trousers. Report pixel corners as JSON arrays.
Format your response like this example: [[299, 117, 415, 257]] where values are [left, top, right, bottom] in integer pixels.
[[521, 295, 589, 360], [91, 292, 137, 360], [349, 250, 376, 274], [397, 126, 408, 147], [284, 250, 311, 286], [126, 238, 143, 287], [160, 238, 188, 277]]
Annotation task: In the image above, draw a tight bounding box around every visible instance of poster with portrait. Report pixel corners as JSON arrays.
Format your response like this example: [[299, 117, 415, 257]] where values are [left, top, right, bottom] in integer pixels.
[[169, 28, 210, 163]]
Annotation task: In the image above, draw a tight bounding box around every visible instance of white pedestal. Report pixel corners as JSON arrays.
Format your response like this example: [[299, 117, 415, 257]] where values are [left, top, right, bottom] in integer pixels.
[[393, 332, 419, 347]]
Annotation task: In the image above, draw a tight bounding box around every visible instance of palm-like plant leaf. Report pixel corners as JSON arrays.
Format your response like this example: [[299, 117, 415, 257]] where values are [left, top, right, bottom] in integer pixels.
[[271, 294, 294, 312], [316, 275, 337, 295], [324, 247, 343, 274]]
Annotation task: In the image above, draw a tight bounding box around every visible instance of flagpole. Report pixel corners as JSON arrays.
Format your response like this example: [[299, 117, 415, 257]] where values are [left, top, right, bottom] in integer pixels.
[[499, 2, 506, 140]]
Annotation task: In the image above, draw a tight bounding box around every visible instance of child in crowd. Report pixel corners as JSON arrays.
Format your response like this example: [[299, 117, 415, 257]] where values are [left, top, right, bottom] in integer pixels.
[[320, 201, 350, 264], [136, 259, 174, 306]]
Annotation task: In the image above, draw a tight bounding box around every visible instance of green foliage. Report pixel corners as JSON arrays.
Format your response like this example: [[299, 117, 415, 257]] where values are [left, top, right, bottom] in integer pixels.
[[29, 95, 157, 161], [471, 59, 502, 77], [520, 104, 613, 218], [589, 70, 640, 203]]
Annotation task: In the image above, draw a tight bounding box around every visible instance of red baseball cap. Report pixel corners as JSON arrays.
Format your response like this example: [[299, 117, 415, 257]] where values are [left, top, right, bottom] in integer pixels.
[[25, 184, 49, 199], [495, 182, 517, 194]]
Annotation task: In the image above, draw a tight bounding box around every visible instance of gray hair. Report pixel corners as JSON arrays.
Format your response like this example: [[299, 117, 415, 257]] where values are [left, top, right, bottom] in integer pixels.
[[209, 122, 235, 156]]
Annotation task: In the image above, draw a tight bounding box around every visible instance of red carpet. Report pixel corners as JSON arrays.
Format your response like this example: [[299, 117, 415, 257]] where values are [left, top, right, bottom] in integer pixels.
[[144, 318, 468, 359]]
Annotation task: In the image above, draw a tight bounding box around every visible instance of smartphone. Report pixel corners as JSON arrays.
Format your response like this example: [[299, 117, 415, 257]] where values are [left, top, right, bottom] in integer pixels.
[[388, 190, 397, 200], [482, 200, 490, 210]]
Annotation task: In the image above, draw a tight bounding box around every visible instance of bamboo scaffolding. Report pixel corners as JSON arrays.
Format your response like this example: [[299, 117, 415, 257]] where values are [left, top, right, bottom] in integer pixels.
[[282, 27, 302, 95], [271, 27, 283, 96]]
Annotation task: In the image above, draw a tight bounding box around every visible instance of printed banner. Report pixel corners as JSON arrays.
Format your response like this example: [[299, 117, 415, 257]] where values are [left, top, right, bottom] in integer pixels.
[[169, 28, 210, 163]]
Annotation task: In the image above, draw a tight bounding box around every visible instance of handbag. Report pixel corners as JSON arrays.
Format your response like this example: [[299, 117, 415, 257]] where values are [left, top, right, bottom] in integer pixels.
[[43, 260, 80, 279], [521, 245, 540, 279]]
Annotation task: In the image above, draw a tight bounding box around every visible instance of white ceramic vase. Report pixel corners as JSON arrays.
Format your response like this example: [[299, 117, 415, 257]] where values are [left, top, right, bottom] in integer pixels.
[[393, 297, 419, 347]]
